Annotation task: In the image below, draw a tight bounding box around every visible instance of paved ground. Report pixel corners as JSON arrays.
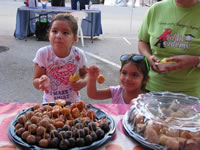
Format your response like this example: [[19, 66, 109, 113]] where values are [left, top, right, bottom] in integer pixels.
[[0, 0, 149, 104]]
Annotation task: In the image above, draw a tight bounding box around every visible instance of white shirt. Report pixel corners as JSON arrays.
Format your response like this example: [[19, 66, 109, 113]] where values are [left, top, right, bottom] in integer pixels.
[[33, 45, 87, 103]]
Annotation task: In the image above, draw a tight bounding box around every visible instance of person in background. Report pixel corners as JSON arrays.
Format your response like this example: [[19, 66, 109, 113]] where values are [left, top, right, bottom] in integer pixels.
[[138, 0, 200, 98], [133, 0, 136, 7], [71, 0, 90, 10], [33, 13, 88, 103], [87, 54, 150, 104]]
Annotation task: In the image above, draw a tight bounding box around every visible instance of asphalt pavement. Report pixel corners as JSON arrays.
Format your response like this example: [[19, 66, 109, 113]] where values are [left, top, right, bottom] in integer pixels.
[[0, 0, 149, 104]]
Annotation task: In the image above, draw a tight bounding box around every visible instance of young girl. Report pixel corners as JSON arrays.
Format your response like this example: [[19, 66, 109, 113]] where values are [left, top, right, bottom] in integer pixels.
[[87, 54, 150, 104], [33, 13, 88, 103]]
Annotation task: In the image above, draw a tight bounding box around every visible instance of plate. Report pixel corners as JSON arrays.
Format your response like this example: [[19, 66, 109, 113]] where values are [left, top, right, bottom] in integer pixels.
[[122, 92, 200, 150], [122, 109, 164, 150], [8, 102, 116, 150]]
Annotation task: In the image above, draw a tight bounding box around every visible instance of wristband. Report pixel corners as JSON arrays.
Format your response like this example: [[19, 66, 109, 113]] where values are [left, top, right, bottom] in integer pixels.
[[196, 56, 200, 68]]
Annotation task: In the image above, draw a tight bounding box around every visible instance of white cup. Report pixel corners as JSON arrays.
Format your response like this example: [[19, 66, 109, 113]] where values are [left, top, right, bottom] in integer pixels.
[[85, 4, 89, 10]]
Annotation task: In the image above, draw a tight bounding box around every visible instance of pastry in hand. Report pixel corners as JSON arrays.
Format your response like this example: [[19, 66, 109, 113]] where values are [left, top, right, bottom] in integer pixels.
[[97, 74, 105, 84], [69, 74, 80, 82]]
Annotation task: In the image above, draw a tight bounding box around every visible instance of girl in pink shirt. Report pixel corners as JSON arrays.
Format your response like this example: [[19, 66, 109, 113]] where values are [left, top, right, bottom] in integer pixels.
[[87, 54, 150, 104]]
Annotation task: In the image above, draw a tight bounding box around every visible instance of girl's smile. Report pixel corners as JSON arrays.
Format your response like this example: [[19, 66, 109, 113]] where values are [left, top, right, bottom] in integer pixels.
[[120, 62, 144, 92]]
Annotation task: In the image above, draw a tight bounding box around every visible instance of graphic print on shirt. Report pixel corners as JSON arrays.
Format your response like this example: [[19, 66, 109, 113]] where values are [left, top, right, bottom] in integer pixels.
[[45, 49, 81, 100], [154, 28, 195, 51], [48, 63, 76, 85]]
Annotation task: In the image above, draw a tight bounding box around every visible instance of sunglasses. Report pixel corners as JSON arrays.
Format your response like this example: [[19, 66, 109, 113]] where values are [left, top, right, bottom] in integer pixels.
[[120, 54, 150, 72]]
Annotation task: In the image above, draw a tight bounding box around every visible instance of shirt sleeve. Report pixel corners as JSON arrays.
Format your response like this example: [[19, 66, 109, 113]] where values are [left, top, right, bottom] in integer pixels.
[[138, 7, 154, 43], [33, 46, 48, 68], [110, 85, 124, 104]]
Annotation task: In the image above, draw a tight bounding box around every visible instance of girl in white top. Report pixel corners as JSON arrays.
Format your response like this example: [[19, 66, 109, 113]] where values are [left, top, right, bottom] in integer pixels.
[[33, 13, 88, 103], [87, 54, 150, 104]]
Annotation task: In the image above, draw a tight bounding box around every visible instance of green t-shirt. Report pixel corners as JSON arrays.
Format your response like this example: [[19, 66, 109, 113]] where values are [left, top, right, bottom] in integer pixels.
[[138, 0, 200, 98]]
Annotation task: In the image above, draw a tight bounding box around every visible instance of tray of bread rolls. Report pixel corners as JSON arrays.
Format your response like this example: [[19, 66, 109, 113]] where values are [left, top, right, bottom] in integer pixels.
[[8, 100, 116, 150], [122, 92, 200, 150]]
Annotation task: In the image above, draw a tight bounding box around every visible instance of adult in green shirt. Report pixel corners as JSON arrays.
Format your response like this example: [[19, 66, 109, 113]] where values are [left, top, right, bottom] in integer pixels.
[[138, 0, 200, 98]]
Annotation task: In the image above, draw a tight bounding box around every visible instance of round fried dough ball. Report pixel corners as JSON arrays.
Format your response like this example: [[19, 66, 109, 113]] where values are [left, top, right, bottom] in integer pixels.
[[24, 120, 32, 130], [16, 127, 26, 136], [36, 126, 45, 136], [43, 105, 53, 112], [26, 135, 36, 144], [47, 123, 56, 132], [21, 131, 29, 141], [55, 121, 64, 128], [15, 123, 23, 130], [35, 112, 42, 118], [33, 104, 41, 111], [52, 108, 60, 118], [180, 130, 192, 139], [61, 107, 71, 115], [55, 99, 66, 107], [76, 100, 87, 111], [17, 115, 27, 124], [72, 108, 80, 118], [39, 139, 49, 147], [70, 103, 78, 110], [28, 124, 37, 134], [39, 118, 49, 127], [26, 111, 34, 120], [30, 115, 40, 124], [87, 109, 97, 120]]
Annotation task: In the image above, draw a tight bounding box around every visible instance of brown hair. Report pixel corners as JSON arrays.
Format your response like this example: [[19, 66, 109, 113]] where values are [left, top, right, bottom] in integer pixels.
[[49, 13, 78, 37]]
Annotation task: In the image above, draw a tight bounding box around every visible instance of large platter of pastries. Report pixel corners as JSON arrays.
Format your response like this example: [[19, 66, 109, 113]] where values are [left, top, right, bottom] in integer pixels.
[[123, 92, 200, 150], [8, 99, 116, 150]]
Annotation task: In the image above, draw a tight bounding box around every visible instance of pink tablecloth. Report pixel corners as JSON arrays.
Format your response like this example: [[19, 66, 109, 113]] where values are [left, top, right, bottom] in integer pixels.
[[0, 103, 144, 150]]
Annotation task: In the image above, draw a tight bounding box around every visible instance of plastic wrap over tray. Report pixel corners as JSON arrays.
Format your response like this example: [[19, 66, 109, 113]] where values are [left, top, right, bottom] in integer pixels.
[[123, 92, 200, 150]]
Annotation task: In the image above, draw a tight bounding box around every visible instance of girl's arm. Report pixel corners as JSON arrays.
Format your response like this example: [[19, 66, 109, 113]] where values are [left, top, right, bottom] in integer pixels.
[[87, 65, 112, 100], [33, 63, 47, 91], [138, 40, 152, 59]]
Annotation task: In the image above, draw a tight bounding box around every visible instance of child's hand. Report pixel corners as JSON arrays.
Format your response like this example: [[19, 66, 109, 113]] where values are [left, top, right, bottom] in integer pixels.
[[39, 75, 50, 92], [69, 73, 82, 92], [87, 65, 100, 80], [69, 79, 85, 91]]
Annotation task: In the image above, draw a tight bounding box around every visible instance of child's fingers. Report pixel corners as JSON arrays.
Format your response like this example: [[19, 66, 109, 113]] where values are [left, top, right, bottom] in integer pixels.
[[39, 79, 45, 84], [39, 84, 46, 91], [85, 67, 89, 72]]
